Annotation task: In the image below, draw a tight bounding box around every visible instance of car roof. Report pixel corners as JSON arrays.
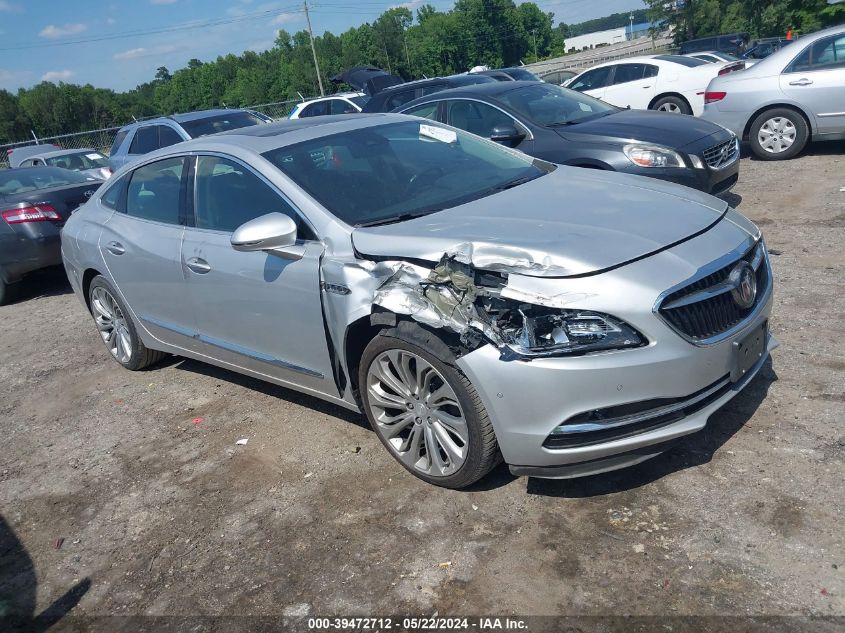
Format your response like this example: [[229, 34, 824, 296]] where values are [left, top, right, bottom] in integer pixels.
[[130, 113, 407, 160], [377, 74, 494, 94], [26, 148, 99, 160], [296, 92, 366, 104], [118, 108, 254, 131], [393, 80, 547, 110]]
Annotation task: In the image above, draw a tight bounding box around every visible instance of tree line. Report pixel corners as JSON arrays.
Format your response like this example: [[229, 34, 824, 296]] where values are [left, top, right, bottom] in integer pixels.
[[0, 0, 562, 144], [556, 9, 651, 39], [644, 0, 843, 43]]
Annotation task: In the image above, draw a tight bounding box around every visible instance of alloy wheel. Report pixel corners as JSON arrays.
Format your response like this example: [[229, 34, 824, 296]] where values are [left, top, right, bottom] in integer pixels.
[[366, 349, 468, 477], [657, 102, 681, 113], [758, 117, 796, 154], [91, 286, 133, 364]]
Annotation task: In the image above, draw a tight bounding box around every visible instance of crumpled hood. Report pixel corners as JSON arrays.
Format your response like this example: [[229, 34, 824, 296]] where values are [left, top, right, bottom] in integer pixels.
[[556, 109, 722, 147], [352, 166, 729, 277]]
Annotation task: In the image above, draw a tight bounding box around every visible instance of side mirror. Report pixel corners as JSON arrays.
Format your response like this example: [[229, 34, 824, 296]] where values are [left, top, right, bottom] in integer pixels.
[[231, 212, 298, 253], [489, 125, 526, 145]]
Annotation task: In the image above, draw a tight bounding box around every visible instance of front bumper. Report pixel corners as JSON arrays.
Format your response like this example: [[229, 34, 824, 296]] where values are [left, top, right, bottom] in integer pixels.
[[455, 226, 773, 478]]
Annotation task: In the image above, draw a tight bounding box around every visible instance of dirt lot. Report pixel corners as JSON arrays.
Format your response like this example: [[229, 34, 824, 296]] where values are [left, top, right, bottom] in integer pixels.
[[1, 144, 844, 629]]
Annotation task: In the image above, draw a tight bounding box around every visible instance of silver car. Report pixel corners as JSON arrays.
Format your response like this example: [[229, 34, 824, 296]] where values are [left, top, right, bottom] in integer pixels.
[[702, 25, 845, 160], [60, 115, 775, 489]]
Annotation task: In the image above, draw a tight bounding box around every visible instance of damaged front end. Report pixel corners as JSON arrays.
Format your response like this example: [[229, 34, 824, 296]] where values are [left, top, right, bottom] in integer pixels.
[[369, 254, 646, 361]]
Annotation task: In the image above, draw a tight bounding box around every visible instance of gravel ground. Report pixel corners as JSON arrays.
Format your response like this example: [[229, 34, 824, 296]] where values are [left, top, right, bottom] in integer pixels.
[[1, 144, 843, 629]]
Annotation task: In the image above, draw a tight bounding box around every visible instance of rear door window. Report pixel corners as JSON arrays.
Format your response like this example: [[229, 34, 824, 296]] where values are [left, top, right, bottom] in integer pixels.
[[446, 100, 518, 138], [792, 34, 845, 71], [611, 64, 649, 85], [125, 157, 185, 224], [159, 126, 184, 148], [129, 126, 158, 155], [330, 99, 358, 114], [401, 102, 441, 121], [301, 101, 329, 117], [568, 67, 612, 92]]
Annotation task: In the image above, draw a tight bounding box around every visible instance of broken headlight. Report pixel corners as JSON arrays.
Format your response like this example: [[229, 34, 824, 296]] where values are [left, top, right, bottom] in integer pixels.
[[489, 302, 645, 357]]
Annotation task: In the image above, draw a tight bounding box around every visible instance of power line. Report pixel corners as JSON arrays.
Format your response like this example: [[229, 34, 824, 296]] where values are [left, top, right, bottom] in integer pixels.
[[0, 5, 305, 52]]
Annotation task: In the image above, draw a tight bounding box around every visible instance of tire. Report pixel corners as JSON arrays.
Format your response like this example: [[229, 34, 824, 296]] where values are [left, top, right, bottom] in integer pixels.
[[0, 272, 18, 306], [748, 108, 808, 160], [651, 95, 691, 115], [88, 275, 167, 370], [358, 322, 500, 489]]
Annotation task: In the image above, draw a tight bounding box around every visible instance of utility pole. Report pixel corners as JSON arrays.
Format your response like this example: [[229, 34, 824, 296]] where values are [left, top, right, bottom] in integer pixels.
[[629, 13, 634, 40], [532, 29, 538, 59], [303, 0, 324, 96]]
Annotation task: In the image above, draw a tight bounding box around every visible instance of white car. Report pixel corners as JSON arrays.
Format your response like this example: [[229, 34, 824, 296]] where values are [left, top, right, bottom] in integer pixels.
[[287, 93, 368, 119], [566, 55, 742, 116]]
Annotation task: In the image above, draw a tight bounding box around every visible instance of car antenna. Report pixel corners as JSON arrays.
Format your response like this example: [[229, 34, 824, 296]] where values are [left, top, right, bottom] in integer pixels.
[[131, 115, 138, 122], [297, 92, 305, 102]]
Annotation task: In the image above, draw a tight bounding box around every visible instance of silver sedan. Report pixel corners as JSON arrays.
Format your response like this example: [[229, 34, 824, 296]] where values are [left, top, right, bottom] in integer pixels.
[[61, 114, 775, 488], [702, 25, 845, 160]]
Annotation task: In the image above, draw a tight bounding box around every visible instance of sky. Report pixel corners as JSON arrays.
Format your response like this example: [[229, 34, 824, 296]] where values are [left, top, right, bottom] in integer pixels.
[[0, 0, 644, 93]]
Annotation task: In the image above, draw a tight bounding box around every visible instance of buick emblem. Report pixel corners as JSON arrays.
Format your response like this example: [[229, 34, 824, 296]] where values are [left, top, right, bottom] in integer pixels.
[[729, 261, 757, 309]]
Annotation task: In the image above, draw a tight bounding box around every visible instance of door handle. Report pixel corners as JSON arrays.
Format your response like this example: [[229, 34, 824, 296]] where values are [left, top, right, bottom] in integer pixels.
[[185, 257, 211, 274], [789, 78, 813, 86], [105, 241, 125, 255], [642, 85, 652, 88]]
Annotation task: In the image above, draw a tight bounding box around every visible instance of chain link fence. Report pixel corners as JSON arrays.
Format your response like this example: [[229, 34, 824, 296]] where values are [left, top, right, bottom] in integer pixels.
[[0, 98, 307, 169]]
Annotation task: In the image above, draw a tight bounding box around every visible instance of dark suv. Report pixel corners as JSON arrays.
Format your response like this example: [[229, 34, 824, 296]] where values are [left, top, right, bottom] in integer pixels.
[[361, 75, 497, 113], [108, 109, 266, 172]]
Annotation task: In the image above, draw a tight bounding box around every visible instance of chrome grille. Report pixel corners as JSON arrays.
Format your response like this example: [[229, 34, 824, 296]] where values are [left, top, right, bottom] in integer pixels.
[[658, 242, 768, 341], [702, 137, 739, 169]]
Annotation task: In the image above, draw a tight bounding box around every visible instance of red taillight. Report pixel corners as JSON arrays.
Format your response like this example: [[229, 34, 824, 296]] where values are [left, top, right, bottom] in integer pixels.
[[1, 204, 61, 224], [705, 91, 727, 104], [718, 63, 745, 76]]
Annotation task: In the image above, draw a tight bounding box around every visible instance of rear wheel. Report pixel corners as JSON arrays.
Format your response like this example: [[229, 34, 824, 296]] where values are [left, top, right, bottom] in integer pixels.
[[88, 275, 167, 370], [651, 95, 691, 115], [359, 324, 500, 489], [748, 108, 808, 160]]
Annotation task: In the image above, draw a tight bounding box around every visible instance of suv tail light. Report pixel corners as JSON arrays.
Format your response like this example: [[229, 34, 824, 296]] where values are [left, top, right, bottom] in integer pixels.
[[1, 204, 61, 224], [705, 91, 727, 104]]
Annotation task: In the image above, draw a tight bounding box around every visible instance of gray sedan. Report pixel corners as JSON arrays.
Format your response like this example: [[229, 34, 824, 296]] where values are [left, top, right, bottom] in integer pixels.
[[702, 24, 845, 159], [61, 115, 775, 488]]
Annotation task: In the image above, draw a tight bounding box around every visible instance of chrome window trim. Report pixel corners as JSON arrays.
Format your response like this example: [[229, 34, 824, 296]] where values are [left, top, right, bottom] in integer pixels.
[[399, 97, 535, 141], [186, 150, 321, 241], [652, 238, 772, 346]]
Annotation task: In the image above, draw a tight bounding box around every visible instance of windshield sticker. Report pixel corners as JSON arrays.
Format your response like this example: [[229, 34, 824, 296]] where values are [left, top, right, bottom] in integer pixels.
[[420, 124, 457, 144], [85, 153, 101, 160]]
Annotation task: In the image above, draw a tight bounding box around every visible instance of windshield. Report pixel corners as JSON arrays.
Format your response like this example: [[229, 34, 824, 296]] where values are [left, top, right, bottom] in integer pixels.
[[45, 151, 108, 170], [497, 83, 617, 126], [0, 166, 93, 196], [263, 121, 547, 227], [504, 68, 541, 81], [179, 111, 264, 138], [715, 52, 741, 61], [349, 95, 369, 107]]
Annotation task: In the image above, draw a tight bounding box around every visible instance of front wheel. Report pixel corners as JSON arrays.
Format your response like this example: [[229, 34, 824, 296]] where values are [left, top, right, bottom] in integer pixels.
[[359, 324, 500, 488], [748, 108, 808, 160], [88, 275, 167, 370], [651, 95, 691, 115]]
